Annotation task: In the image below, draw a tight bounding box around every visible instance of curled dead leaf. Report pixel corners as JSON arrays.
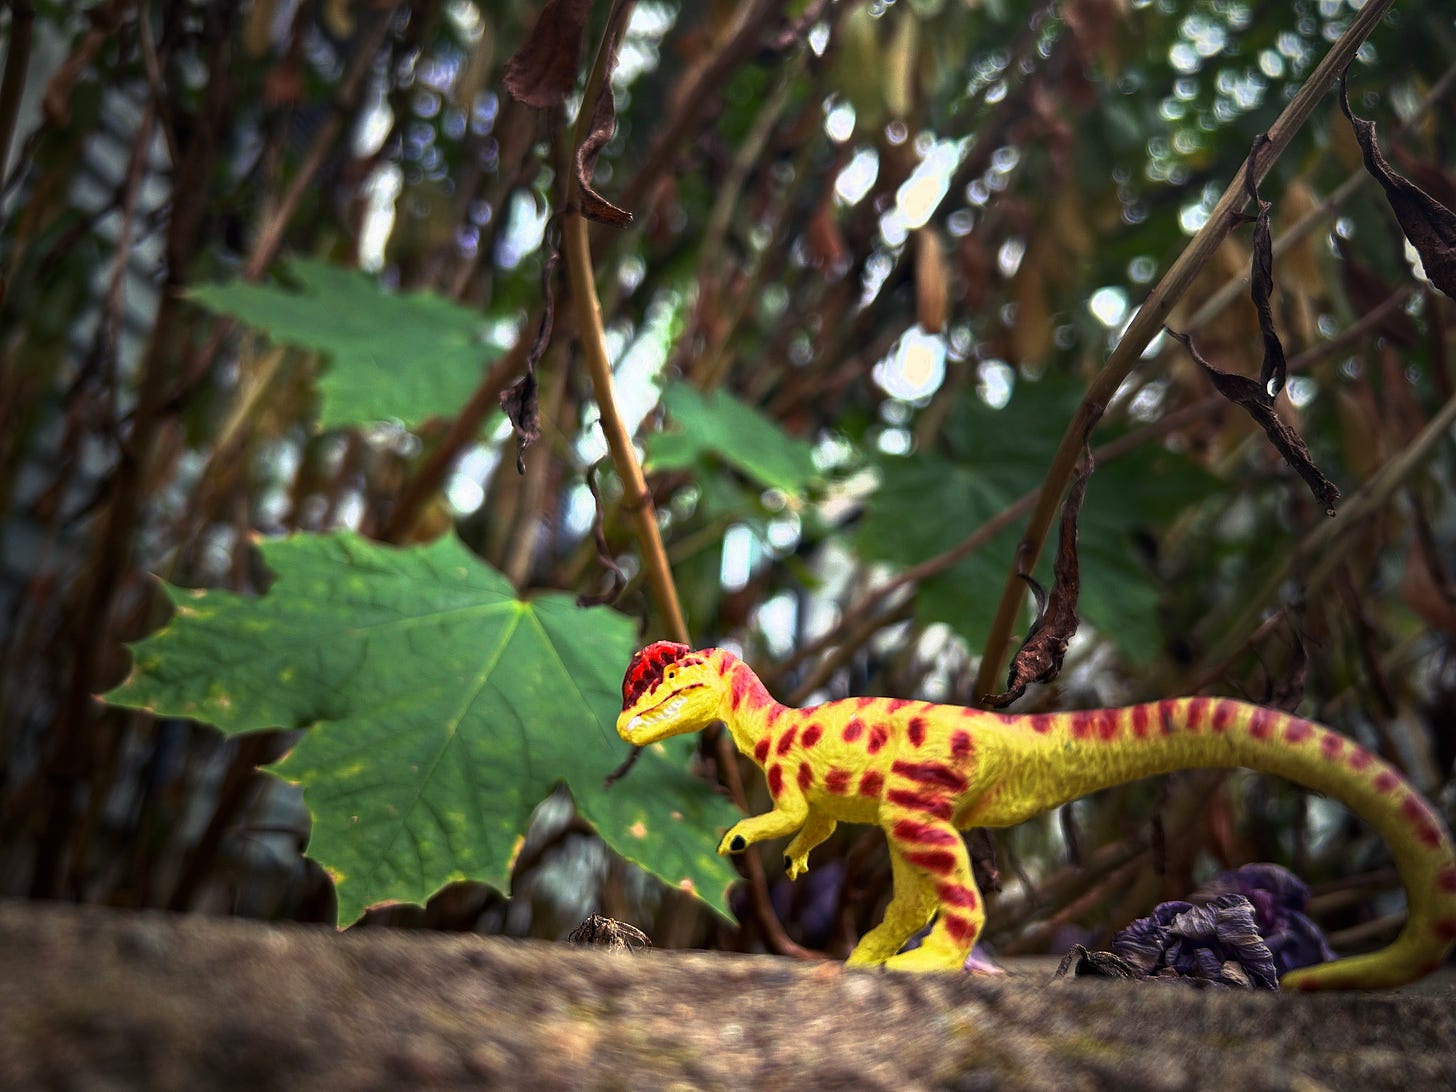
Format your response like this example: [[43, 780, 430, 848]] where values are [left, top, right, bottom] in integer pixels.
[[915, 227, 948, 333], [503, 0, 593, 110], [1340, 72, 1456, 300]]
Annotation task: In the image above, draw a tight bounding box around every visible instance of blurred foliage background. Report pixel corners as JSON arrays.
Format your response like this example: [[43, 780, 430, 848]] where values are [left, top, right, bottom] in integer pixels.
[[1, 0, 1454, 965]]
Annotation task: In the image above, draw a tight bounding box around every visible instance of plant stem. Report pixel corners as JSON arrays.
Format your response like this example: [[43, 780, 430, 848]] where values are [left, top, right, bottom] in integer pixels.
[[972, 0, 1397, 702], [0, 0, 35, 191]]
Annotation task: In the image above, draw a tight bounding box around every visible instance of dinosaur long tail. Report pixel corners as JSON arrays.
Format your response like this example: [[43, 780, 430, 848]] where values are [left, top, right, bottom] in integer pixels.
[[995, 698, 1456, 990]]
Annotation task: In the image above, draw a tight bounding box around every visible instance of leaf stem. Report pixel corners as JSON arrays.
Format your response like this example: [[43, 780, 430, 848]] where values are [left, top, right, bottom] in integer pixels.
[[971, 0, 1397, 702]]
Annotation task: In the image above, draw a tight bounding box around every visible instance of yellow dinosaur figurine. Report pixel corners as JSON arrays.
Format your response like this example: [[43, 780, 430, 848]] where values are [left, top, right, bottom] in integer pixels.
[[617, 642, 1456, 989]]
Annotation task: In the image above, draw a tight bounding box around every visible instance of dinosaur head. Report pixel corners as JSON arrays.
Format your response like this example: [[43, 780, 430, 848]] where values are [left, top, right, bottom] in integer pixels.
[[617, 641, 726, 745]]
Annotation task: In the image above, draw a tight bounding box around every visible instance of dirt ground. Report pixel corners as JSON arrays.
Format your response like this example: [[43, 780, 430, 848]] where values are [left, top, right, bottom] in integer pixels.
[[1, 899, 1452, 1090]]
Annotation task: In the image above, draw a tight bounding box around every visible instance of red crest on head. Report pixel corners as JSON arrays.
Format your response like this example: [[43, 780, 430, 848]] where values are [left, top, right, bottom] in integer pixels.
[[622, 641, 692, 709]]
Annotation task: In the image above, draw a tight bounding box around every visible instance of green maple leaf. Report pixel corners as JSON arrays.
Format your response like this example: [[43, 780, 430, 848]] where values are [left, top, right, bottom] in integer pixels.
[[105, 532, 739, 925], [856, 380, 1219, 662], [190, 260, 510, 430], [647, 384, 818, 496]]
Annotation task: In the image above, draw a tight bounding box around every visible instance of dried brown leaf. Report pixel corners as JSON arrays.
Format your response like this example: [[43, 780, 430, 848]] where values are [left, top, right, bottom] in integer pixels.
[[1167, 327, 1340, 515], [914, 227, 948, 333], [985, 409, 1102, 709], [500, 249, 559, 473], [1340, 73, 1456, 300], [503, 0, 593, 109], [575, 80, 634, 227]]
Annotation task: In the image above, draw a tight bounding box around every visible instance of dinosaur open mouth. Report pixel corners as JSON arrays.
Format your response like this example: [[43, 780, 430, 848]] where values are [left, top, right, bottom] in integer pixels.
[[624, 685, 705, 736]]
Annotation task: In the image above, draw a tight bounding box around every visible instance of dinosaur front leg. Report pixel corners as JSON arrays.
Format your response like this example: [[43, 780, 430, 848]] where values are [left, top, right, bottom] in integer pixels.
[[845, 846, 939, 966], [783, 810, 837, 880]]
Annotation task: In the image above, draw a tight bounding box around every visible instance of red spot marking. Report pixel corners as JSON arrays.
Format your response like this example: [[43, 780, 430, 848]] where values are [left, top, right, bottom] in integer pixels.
[[860, 771, 884, 798], [1284, 720, 1313, 744], [1403, 796, 1444, 849], [1248, 708, 1274, 740], [857, 697, 876, 709], [1296, 978, 1320, 993], [1347, 746, 1373, 771], [1320, 733, 1344, 761], [776, 726, 799, 756], [908, 717, 927, 748], [892, 819, 958, 846], [891, 760, 966, 793], [801, 723, 823, 748], [960, 706, 979, 718], [1437, 867, 1456, 894], [767, 765, 784, 796], [798, 762, 813, 792], [767, 705, 785, 727], [1210, 703, 1233, 733], [1132, 705, 1150, 738], [730, 674, 744, 711], [951, 730, 972, 758], [1071, 715, 1092, 740], [887, 698, 911, 712], [1434, 919, 1456, 942], [826, 768, 851, 794], [843, 719, 865, 743], [1096, 710, 1118, 741], [942, 912, 978, 943], [901, 849, 957, 876], [1185, 697, 1209, 732], [885, 788, 952, 820], [867, 725, 889, 754], [1373, 771, 1400, 795], [1031, 714, 1055, 735], [753, 738, 771, 764], [1159, 699, 1179, 735], [938, 884, 979, 910]]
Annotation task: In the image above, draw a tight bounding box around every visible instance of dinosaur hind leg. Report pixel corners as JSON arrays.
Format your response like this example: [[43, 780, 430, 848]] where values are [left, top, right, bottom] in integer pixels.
[[845, 846, 938, 966], [880, 812, 984, 973]]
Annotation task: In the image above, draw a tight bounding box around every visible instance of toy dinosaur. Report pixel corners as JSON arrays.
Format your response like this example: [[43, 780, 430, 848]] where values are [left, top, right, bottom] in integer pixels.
[[617, 642, 1456, 989]]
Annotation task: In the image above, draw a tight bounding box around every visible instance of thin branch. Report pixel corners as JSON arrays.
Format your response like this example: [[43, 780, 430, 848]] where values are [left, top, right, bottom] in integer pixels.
[[971, 0, 1397, 701], [0, 0, 35, 192]]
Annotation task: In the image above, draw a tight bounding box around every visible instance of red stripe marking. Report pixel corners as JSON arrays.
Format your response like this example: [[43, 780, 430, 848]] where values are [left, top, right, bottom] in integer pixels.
[[1031, 714, 1054, 735], [1374, 771, 1400, 795], [891, 760, 966, 792], [938, 884, 979, 910], [767, 705, 785, 727], [961, 706, 979, 718], [1132, 705, 1150, 738], [885, 788, 952, 820], [1437, 866, 1456, 894], [1096, 709, 1118, 741], [1211, 703, 1233, 733], [1159, 699, 1179, 735], [1248, 707, 1274, 740], [753, 738, 771, 764], [768, 764, 784, 796], [731, 671, 746, 710], [892, 819, 958, 846], [901, 849, 957, 875], [1284, 720, 1313, 744], [860, 771, 884, 798], [887, 698, 911, 712], [826, 768, 851, 794], [801, 722, 823, 748], [842, 719, 865, 743], [908, 717, 927, 748], [776, 726, 799, 756], [867, 725, 889, 754], [1186, 697, 1209, 732], [951, 730, 972, 758], [797, 762, 813, 792], [1348, 746, 1374, 771], [857, 697, 876, 709], [1071, 714, 1091, 740], [942, 912, 978, 943], [1320, 733, 1344, 761]]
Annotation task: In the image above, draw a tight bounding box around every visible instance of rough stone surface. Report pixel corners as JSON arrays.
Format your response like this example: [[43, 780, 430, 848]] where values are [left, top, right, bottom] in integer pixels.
[[1, 899, 1453, 1090]]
